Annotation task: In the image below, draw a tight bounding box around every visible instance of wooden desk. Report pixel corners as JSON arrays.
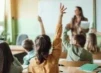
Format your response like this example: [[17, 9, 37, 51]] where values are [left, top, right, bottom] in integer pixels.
[[10, 45, 25, 54], [22, 66, 96, 73]]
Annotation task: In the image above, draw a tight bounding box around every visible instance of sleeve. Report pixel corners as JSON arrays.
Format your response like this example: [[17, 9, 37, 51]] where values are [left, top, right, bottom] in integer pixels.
[[62, 27, 71, 51], [23, 56, 29, 65], [51, 38, 62, 59], [51, 22, 62, 59], [13, 56, 23, 71]]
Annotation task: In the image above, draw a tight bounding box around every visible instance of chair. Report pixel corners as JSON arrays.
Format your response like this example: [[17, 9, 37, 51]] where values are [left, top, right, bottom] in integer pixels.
[[93, 52, 101, 60], [16, 34, 28, 45], [59, 59, 89, 67]]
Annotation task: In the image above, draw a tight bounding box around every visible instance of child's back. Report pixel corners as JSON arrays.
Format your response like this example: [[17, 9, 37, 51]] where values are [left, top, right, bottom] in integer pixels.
[[63, 27, 93, 63], [29, 38, 61, 73], [67, 45, 92, 63]]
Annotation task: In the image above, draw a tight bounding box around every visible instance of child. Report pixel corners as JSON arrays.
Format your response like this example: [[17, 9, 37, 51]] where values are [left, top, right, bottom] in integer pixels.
[[22, 39, 36, 65], [85, 33, 100, 53], [28, 4, 66, 73], [0, 42, 22, 73], [85, 28, 101, 53], [63, 24, 93, 63]]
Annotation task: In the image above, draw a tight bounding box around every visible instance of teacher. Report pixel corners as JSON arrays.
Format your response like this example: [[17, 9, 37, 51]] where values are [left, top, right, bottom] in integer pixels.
[[67, 6, 89, 37]]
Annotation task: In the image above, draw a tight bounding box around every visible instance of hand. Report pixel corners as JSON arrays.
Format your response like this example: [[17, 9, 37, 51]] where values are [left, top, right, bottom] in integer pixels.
[[60, 3, 67, 16], [38, 16, 43, 23]]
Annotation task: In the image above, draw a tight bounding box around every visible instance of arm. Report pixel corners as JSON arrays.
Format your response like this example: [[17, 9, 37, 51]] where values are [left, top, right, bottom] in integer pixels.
[[38, 16, 45, 35], [91, 28, 101, 36], [62, 26, 71, 50], [52, 3, 67, 59]]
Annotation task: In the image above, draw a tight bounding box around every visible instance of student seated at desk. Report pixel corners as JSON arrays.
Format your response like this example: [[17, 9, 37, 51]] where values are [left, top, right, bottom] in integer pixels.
[[28, 4, 66, 73], [85, 28, 101, 53], [22, 39, 36, 65], [63, 24, 93, 63], [0, 42, 22, 73]]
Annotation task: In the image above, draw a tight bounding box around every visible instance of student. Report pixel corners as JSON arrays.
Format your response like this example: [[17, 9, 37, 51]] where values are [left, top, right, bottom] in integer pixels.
[[0, 42, 22, 73], [63, 24, 93, 63], [85, 33, 100, 53], [22, 39, 36, 65], [28, 4, 66, 73], [85, 28, 101, 53]]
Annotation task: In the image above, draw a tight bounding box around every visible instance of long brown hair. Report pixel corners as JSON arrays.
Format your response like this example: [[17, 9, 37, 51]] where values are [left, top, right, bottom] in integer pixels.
[[35, 35, 51, 64], [72, 6, 86, 25], [0, 42, 14, 73], [86, 33, 99, 53]]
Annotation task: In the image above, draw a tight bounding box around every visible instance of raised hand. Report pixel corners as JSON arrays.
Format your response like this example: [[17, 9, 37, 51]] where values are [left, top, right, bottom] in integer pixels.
[[60, 3, 67, 16], [38, 16, 45, 35], [38, 16, 43, 23]]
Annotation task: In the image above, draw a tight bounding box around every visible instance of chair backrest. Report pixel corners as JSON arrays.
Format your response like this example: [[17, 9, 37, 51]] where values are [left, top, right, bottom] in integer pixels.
[[16, 34, 28, 45], [93, 52, 101, 60], [59, 60, 89, 67]]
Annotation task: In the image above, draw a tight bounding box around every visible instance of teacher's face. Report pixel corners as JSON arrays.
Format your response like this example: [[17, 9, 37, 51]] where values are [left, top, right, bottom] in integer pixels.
[[75, 8, 81, 16]]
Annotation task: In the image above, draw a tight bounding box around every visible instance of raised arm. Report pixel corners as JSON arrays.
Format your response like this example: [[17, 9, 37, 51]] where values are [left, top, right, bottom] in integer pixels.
[[52, 3, 67, 59], [62, 24, 71, 49], [38, 16, 45, 35]]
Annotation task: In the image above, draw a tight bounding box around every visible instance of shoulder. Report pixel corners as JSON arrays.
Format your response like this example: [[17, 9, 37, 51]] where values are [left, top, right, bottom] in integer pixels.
[[30, 58, 36, 63], [83, 49, 92, 56]]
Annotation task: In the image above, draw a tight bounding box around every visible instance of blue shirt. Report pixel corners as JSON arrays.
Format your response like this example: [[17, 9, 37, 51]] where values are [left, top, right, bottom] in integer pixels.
[[23, 50, 36, 65]]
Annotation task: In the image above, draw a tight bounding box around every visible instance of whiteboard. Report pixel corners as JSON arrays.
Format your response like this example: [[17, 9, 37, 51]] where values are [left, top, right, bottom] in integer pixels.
[[38, 0, 93, 37], [96, 0, 101, 32]]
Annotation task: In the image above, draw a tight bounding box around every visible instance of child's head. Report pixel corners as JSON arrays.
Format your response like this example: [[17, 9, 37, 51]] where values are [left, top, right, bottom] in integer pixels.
[[22, 39, 34, 52], [86, 33, 99, 53], [0, 42, 14, 73], [35, 35, 51, 64], [87, 33, 97, 45], [72, 34, 86, 47]]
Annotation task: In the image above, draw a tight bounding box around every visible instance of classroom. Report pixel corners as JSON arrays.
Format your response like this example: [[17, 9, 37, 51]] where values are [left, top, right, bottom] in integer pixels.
[[0, 0, 101, 73]]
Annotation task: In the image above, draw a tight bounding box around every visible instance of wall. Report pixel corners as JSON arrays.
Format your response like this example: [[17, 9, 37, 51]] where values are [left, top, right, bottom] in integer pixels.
[[17, 0, 39, 40]]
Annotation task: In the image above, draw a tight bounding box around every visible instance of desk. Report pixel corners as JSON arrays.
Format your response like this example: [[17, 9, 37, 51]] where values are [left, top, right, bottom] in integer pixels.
[[22, 66, 97, 73], [10, 45, 25, 54]]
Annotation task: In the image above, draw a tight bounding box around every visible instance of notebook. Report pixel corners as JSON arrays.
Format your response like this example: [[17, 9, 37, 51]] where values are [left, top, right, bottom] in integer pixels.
[[80, 21, 90, 29], [80, 63, 99, 72]]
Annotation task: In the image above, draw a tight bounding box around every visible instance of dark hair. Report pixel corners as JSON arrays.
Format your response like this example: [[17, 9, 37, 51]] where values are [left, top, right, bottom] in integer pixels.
[[35, 35, 51, 64], [74, 34, 86, 47], [22, 39, 34, 51], [0, 42, 14, 73], [87, 33, 99, 53], [72, 6, 86, 25]]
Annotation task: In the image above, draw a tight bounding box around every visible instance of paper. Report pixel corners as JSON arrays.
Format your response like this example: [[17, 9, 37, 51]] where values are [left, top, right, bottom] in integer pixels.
[[80, 21, 90, 29]]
